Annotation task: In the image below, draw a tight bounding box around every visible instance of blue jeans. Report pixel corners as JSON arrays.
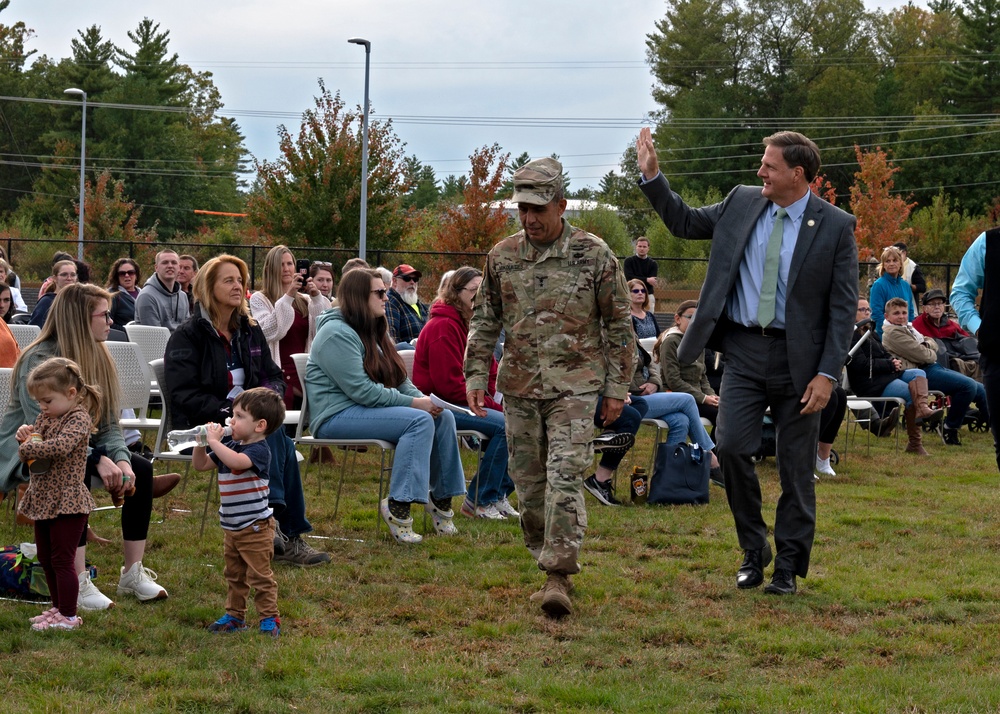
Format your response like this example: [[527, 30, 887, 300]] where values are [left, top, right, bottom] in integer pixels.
[[265, 431, 312, 537], [594, 396, 646, 470], [924, 362, 986, 428], [640, 391, 716, 451], [879, 368, 925, 405], [452, 408, 514, 506], [315, 404, 467, 503]]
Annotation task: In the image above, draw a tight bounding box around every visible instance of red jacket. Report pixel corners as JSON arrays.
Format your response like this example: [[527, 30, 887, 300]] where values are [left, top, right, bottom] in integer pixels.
[[412, 301, 501, 410], [911, 312, 970, 340]]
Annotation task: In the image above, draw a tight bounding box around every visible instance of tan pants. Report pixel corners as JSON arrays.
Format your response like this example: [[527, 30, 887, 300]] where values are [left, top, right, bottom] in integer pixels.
[[223, 517, 278, 621]]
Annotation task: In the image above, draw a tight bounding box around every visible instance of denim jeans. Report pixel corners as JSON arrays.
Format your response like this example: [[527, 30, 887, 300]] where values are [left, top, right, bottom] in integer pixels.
[[878, 369, 924, 407], [594, 396, 646, 470], [924, 363, 983, 428], [265, 431, 312, 537], [640, 391, 716, 451], [315, 404, 467, 503], [452, 408, 513, 506]]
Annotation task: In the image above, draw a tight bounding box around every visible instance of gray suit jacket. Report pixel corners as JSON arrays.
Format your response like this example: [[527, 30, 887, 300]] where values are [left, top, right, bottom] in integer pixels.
[[641, 174, 858, 395]]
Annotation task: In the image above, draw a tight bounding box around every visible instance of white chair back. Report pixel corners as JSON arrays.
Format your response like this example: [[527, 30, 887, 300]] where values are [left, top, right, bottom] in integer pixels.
[[398, 349, 416, 378], [0, 367, 12, 418], [9, 324, 40, 351], [124, 324, 170, 364], [105, 342, 152, 415], [639, 336, 657, 355]]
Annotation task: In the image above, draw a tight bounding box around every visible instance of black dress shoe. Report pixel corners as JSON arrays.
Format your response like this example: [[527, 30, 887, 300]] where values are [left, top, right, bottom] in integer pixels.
[[736, 542, 772, 589], [763, 568, 797, 595]]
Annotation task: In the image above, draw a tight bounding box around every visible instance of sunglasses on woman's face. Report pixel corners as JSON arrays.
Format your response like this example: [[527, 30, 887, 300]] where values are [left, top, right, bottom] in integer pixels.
[[118, 270, 136, 277], [631, 288, 646, 294], [371, 289, 388, 299]]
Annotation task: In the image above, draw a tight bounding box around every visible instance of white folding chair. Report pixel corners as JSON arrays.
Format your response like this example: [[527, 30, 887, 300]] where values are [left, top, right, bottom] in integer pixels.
[[291, 353, 394, 522], [105, 342, 161, 438], [841, 368, 904, 460], [9, 323, 40, 351], [125, 324, 169, 398]]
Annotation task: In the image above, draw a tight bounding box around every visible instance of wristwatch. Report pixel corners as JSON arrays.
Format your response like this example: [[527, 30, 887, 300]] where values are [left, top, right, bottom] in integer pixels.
[[826, 376, 838, 387]]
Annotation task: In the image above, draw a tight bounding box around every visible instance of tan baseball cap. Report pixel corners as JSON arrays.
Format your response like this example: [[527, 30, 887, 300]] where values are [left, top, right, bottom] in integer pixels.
[[512, 157, 563, 205]]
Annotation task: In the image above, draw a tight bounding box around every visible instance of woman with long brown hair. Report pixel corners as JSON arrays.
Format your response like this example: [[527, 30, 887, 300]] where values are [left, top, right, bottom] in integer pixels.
[[0, 283, 170, 612], [106, 257, 143, 331], [306, 268, 466, 544]]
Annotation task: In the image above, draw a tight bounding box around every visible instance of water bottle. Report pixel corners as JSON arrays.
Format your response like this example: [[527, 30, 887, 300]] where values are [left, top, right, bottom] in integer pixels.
[[27, 433, 51, 475], [630, 466, 648, 505], [167, 425, 231, 451]]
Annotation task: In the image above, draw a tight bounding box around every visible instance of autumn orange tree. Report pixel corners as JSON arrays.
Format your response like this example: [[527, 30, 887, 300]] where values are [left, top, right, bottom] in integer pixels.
[[248, 79, 410, 250], [69, 169, 157, 268], [432, 143, 511, 270], [848, 145, 916, 260]]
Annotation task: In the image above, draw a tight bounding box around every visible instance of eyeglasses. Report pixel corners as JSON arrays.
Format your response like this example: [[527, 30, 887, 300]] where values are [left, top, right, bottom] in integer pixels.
[[371, 289, 388, 299], [630, 288, 646, 294], [398, 275, 418, 283], [857, 307, 872, 313], [118, 270, 136, 277], [679, 313, 695, 320], [91, 310, 113, 323]]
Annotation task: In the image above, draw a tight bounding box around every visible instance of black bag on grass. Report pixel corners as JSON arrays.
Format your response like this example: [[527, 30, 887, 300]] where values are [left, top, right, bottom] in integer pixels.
[[648, 442, 710, 505]]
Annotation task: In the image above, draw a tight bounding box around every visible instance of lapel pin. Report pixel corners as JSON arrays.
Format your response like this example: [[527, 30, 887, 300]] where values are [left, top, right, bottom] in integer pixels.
[[807, 219, 815, 227]]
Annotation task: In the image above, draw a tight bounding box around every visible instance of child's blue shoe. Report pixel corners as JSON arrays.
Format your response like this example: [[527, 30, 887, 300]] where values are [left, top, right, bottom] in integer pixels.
[[208, 613, 247, 633], [260, 616, 281, 638]]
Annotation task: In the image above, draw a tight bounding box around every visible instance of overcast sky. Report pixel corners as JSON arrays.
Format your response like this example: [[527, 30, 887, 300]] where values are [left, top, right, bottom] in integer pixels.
[[14, 0, 919, 190]]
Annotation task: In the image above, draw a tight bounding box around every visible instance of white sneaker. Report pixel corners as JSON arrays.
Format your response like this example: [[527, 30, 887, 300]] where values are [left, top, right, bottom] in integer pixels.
[[815, 455, 836, 477], [77, 571, 115, 611], [460, 499, 505, 520], [494, 497, 520, 519], [117, 561, 168, 602]]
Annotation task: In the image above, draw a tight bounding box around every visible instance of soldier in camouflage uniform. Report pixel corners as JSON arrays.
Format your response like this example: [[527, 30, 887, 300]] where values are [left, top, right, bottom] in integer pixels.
[[464, 157, 635, 618]]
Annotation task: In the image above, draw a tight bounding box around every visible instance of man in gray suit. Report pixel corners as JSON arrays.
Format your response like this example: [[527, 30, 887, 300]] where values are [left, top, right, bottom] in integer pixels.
[[637, 127, 858, 595]]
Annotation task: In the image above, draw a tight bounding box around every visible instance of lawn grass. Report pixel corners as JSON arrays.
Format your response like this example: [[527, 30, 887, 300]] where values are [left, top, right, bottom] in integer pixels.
[[3, 423, 1000, 713]]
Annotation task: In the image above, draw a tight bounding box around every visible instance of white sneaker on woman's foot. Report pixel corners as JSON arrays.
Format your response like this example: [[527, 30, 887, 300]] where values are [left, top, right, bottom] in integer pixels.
[[815, 455, 836, 477], [77, 571, 115, 611], [117, 561, 168, 602], [494, 497, 520, 519]]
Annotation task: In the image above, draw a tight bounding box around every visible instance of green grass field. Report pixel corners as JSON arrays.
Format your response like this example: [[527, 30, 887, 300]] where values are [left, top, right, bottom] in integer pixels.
[[2, 422, 999, 713]]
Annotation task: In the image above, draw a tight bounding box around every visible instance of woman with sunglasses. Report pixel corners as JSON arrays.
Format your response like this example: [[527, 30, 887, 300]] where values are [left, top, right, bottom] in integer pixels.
[[306, 268, 466, 544], [106, 258, 143, 332], [628, 279, 660, 339]]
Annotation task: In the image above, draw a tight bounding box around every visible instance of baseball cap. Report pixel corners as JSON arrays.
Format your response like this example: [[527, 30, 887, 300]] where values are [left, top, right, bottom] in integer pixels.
[[921, 288, 946, 305], [392, 264, 422, 280], [511, 157, 564, 205]]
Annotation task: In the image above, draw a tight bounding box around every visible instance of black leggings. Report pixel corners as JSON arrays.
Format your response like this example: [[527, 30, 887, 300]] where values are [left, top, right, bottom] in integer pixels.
[[77, 453, 154, 546]]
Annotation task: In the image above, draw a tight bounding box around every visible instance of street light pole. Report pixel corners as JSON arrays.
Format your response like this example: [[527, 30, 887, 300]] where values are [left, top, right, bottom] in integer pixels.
[[348, 37, 370, 262], [64, 88, 87, 261]]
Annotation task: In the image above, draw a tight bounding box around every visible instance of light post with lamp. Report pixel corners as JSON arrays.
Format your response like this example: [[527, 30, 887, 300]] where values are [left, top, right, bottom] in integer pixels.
[[64, 87, 87, 261], [347, 37, 370, 262]]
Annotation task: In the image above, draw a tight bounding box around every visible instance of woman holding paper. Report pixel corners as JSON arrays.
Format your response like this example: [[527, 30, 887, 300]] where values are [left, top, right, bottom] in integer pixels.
[[305, 268, 466, 544], [413, 267, 517, 521]]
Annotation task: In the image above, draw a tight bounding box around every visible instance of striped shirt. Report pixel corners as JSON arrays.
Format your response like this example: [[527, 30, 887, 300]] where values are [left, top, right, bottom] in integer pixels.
[[209, 437, 272, 531]]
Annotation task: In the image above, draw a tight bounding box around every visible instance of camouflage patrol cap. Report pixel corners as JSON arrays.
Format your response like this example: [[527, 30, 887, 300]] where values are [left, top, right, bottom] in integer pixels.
[[512, 157, 563, 205]]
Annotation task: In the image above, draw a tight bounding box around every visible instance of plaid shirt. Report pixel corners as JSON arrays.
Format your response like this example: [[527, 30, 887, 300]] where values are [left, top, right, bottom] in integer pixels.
[[385, 288, 429, 344]]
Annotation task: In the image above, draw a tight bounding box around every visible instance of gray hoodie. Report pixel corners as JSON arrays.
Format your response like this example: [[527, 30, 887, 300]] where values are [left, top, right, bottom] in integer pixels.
[[134, 273, 190, 332]]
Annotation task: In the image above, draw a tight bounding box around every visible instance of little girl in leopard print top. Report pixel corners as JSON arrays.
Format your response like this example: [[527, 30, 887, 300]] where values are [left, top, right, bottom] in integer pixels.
[[16, 357, 101, 632]]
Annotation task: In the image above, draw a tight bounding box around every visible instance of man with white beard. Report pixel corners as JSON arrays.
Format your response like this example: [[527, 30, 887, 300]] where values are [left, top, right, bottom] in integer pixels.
[[385, 264, 430, 349]]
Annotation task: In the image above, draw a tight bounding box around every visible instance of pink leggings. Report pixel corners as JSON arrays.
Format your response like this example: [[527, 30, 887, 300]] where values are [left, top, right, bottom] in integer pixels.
[[34, 514, 89, 618]]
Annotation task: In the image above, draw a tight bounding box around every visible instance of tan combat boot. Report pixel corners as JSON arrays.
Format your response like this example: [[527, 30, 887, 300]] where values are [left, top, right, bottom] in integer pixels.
[[535, 573, 573, 617]]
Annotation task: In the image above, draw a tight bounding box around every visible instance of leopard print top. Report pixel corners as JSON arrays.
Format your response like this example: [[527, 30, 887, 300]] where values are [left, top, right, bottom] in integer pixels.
[[17, 405, 96, 521]]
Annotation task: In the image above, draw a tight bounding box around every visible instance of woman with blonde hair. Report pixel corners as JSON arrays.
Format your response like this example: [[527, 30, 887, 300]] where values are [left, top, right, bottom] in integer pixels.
[[870, 245, 916, 337], [0, 259, 27, 313], [250, 245, 329, 409], [166, 255, 330, 566], [0, 283, 171, 612]]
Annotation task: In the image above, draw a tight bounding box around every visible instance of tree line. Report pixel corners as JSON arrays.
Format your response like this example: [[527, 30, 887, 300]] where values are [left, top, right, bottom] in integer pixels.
[[0, 0, 996, 280]]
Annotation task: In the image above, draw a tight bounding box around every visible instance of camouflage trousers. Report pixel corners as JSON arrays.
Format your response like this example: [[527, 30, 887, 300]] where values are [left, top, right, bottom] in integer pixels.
[[503, 392, 598, 575]]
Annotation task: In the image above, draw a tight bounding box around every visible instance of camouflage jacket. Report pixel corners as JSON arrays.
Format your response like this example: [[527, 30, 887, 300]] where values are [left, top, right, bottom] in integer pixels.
[[465, 219, 635, 400]]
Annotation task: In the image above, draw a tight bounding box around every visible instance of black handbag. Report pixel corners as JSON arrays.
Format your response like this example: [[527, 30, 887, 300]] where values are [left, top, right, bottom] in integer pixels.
[[648, 442, 710, 505]]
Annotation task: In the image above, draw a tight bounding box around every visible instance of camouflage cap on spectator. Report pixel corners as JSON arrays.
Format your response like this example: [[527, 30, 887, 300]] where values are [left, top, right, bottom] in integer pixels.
[[512, 157, 563, 205]]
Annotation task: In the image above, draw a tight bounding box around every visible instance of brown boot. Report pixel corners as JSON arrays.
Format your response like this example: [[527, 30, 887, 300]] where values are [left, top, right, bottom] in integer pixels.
[[152, 472, 181, 499], [908, 376, 941, 421], [536, 573, 573, 617], [904, 404, 929, 455], [873, 406, 900, 437]]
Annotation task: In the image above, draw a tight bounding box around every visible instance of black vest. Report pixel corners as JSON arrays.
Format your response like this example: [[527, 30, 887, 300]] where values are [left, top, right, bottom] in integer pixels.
[[981, 228, 1000, 359]]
